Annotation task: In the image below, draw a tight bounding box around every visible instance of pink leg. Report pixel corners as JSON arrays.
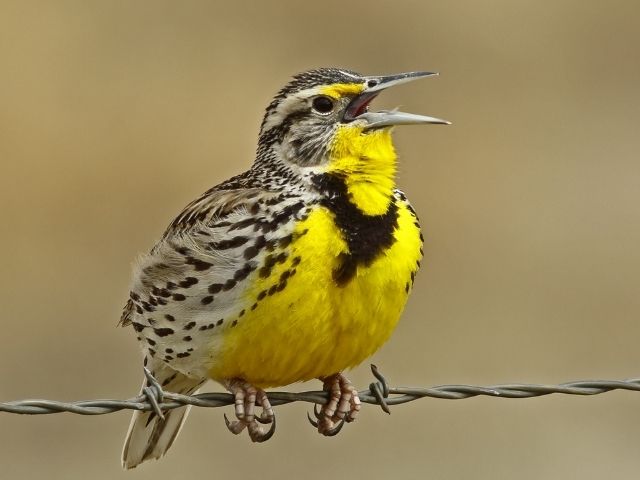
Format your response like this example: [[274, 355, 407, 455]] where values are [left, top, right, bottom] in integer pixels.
[[309, 373, 361, 436], [223, 379, 275, 442]]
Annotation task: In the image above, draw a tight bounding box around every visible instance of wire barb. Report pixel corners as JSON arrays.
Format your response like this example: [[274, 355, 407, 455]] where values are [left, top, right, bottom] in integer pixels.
[[369, 364, 391, 414], [142, 367, 165, 421], [2, 371, 640, 416]]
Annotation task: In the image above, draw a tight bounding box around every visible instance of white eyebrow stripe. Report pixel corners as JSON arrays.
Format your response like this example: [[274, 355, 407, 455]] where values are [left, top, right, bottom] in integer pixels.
[[338, 70, 361, 79]]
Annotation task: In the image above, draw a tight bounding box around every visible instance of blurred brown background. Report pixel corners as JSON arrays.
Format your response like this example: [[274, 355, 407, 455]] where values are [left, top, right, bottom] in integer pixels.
[[1, 0, 639, 478]]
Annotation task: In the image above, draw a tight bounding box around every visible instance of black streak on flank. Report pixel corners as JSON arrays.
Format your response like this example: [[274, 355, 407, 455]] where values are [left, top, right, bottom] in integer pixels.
[[234, 263, 255, 282], [186, 257, 213, 271], [154, 328, 174, 337], [179, 277, 199, 288], [210, 236, 249, 250], [201, 296, 214, 305], [228, 218, 257, 232], [243, 235, 267, 260], [311, 173, 399, 286], [259, 254, 278, 278]]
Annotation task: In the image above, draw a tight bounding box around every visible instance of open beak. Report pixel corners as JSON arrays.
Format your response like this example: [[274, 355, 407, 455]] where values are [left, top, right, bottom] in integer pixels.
[[343, 71, 450, 129]]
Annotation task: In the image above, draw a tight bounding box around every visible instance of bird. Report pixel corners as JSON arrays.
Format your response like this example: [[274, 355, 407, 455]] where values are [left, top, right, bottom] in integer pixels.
[[119, 67, 448, 468]]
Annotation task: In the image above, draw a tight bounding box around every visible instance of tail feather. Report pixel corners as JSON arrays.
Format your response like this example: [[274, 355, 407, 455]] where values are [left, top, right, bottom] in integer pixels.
[[122, 362, 205, 469]]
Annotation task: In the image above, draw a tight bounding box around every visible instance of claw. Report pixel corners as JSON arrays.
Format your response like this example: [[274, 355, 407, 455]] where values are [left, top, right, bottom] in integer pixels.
[[248, 415, 276, 442], [320, 417, 345, 437], [255, 413, 272, 424], [224, 413, 247, 435], [307, 411, 319, 428], [313, 403, 322, 420]]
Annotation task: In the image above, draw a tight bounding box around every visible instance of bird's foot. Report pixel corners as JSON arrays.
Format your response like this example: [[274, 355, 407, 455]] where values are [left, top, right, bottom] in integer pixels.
[[308, 373, 361, 436], [223, 379, 275, 442]]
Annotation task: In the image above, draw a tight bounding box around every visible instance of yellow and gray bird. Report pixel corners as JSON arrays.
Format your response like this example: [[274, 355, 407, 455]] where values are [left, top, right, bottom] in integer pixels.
[[120, 67, 448, 468]]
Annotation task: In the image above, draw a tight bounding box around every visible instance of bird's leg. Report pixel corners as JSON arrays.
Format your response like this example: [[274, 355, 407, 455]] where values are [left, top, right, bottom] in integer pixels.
[[223, 379, 275, 442], [309, 373, 361, 436]]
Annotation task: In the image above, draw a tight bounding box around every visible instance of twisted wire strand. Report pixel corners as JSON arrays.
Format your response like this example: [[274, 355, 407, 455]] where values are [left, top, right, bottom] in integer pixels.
[[1, 365, 638, 416]]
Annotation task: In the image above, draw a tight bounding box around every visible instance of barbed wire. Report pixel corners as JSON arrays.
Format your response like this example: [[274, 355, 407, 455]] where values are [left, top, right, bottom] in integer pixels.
[[1, 365, 639, 417]]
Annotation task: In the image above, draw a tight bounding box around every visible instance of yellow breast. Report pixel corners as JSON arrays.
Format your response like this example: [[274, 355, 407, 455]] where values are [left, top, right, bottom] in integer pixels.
[[210, 200, 421, 388]]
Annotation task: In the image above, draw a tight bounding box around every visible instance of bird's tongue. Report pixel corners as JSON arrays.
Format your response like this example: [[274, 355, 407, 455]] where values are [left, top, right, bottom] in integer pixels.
[[354, 98, 373, 116], [344, 92, 379, 121]]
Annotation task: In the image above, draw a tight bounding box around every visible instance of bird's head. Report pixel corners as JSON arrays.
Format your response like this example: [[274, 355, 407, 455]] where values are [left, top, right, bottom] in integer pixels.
[[258, 68, 449, 169]]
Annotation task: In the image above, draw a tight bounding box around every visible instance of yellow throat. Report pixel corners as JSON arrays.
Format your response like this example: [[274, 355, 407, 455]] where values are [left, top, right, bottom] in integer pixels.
[[326, 125, 397, 216]]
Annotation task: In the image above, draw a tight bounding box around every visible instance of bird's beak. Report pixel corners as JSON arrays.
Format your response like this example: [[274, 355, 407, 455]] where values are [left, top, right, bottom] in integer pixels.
[[343, 71, 450, 129]]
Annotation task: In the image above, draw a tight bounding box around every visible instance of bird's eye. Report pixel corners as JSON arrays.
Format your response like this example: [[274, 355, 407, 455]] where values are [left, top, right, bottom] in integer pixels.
[[312, 96, 334, 114]]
